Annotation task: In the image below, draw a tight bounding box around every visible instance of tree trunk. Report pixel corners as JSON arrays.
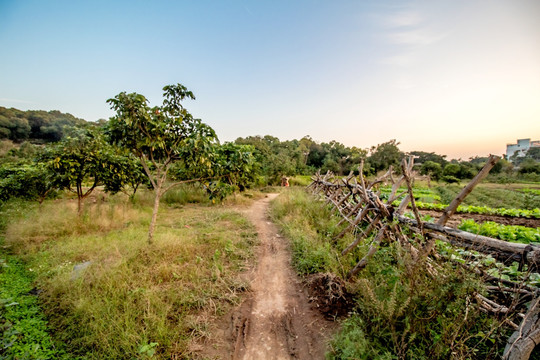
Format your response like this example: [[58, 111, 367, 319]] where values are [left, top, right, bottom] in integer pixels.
[[147, 181, 162, 245], [77, 195, 83, 215]]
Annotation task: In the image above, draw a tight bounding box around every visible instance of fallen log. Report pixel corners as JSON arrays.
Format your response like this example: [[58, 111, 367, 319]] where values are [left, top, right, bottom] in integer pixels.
[[396, 215, 540, 268], [503, 296, 540, 360]]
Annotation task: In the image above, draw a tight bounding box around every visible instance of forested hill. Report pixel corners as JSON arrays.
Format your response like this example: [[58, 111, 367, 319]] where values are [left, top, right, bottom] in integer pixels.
[[0, 106, 90, 143]]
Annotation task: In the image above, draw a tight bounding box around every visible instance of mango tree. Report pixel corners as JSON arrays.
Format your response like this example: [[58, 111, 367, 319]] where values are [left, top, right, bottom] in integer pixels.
[[212, 143, 257, 197], [101, 153, 149, 199], [106, 84, 217, 244], [40, 127, 136, 213]]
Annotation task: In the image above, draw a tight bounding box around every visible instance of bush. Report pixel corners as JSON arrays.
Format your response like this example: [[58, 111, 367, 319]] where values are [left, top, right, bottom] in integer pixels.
[[442, 175, 460, 184], [0, 164, 56, 204]]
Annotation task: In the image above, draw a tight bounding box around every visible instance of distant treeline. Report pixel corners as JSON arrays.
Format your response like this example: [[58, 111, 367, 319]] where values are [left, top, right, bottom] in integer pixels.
[[0, 106, 89, 143], [1, 106, 539, 185], [233, 136, 540, 183]]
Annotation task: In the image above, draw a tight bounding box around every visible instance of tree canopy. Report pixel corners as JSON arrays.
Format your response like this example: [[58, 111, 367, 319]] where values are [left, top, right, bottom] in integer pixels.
[[0, 107, 88, 143], [106, 84, 220, 243], [40, 127, 138, 213]]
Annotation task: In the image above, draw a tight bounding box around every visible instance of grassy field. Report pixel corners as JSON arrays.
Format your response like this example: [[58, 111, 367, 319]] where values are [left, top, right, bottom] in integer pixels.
[[1, 178, 538, 358], [434, 183, 540, 209], [0, 187, 260, 359]]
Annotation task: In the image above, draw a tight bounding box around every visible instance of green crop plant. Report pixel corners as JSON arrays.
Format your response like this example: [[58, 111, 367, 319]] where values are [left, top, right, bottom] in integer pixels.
[[393, 200, 540, 218], [0, 255, 67, 359], [458, 219, 540, 244]]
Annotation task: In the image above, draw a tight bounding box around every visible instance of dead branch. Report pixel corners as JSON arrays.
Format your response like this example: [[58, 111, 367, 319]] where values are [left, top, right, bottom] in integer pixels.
[[437, 155, 500, 226]]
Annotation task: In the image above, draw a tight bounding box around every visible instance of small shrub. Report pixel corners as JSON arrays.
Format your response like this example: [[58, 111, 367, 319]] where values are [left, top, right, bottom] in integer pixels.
[[442, 175, 460, 184], [327, 315, 395, 360]]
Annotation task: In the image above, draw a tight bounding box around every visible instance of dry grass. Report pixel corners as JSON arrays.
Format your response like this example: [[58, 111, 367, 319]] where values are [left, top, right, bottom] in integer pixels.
[[5, 198, 145, 253], [4, 191, 257, 359]]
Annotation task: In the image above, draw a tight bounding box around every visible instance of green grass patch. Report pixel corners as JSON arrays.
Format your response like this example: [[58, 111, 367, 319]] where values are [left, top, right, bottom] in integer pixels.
[[161, 184, 210, 206], [270, 189, 359, 276], [289, 175, 312, 187], [0, 254, 67, 359]]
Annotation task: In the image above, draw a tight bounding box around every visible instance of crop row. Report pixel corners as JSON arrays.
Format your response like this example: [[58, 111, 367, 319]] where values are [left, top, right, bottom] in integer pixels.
[[437, 241, 540, 287], [519, 188, 540, 196], [394, 200, 540, 218], [457, 219, 540, 244], [379, 187, 441, 202]]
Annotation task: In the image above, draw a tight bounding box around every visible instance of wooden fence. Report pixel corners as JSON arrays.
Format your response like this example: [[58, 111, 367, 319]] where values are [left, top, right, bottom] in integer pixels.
[[308, 155, 539, 359]]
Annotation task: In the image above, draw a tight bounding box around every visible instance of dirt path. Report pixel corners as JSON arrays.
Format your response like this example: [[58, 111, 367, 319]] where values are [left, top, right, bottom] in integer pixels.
[[197, 194, 336, 360]]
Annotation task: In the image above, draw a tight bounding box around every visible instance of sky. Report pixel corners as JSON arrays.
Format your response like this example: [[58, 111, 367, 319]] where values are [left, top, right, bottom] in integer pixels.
[[1, 0, 539, 160]]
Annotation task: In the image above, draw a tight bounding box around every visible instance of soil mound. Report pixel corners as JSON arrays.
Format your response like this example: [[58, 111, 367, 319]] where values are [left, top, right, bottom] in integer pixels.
[[305, 273, 354, 319]]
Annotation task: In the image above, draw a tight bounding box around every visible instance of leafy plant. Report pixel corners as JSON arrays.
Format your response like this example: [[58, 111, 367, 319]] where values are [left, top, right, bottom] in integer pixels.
[[138, 342, 159, 358], [458, 219, 540, 244], [0, 255, 66, 359], [393, 200, 540, 219], [519, 188, 540, 196]]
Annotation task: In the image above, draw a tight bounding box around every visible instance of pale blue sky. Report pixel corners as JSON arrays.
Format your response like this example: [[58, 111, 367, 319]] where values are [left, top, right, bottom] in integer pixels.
[[1, 0, 539, 159]]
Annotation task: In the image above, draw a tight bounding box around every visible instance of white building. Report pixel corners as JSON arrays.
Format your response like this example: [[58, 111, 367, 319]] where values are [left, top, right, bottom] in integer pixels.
[[506, 138, 540, 161]]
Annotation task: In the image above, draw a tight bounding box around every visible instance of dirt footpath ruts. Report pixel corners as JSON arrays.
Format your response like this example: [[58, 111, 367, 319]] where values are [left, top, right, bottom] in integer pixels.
[[196, 193, 336, 360]]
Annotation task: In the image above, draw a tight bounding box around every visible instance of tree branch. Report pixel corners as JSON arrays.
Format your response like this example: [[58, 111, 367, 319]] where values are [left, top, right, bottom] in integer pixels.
[[139, 155, 157, 189], [162, 175, 223, 194]]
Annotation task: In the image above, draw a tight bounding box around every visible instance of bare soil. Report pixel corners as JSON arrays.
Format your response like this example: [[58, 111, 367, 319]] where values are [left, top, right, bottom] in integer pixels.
[[194, 194, 339, 360]]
